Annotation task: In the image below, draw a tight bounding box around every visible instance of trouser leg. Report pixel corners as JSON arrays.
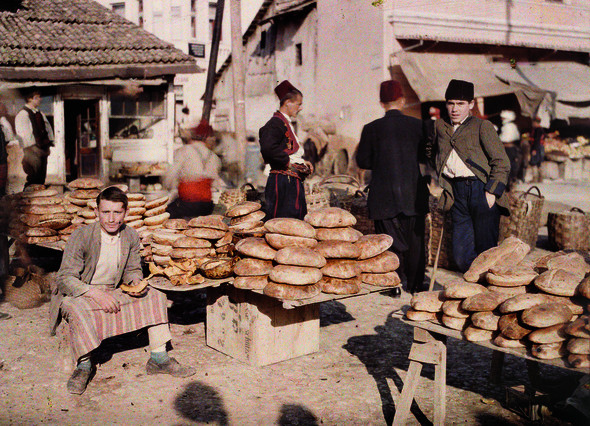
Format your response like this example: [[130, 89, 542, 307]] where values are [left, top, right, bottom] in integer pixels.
[[450, 180, 477, 272]]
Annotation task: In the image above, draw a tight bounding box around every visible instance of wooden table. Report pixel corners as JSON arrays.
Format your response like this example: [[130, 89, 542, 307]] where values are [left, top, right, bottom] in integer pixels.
[[206, 282, 399, 366], [390, 312, 589, 426]]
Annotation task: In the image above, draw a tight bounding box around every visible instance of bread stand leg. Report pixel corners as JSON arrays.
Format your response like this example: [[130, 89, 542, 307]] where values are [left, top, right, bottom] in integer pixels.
[[393, 327, 447, 426]]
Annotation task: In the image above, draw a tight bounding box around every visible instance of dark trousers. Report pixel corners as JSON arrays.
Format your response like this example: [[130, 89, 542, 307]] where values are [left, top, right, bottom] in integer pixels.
[[374, 214, 426, 294], [450, 178, 500, 272], [504, 145, 522, 190], [166, 198, 213, 220], [22, 146, 48, 187], [264, 173, 307, 220]]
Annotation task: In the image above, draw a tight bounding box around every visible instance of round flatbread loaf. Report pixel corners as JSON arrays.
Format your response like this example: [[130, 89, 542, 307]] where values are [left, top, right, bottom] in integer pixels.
[[534, 269, 582, 297], [304, 207, 356, 228], [20, 196, 62, 206], [215, 232, 234, 248], [234, 225, 267, 238], [471, 311, 501, 331], [144, 204, 168, 217], [321, 259, 360, 279], [230, 210, 266, 226], [410, 290, 445, 313], [568, 354, 590, 368], [314, 240, 360, 259], [65, 195, 89, 206], [170, 247, 214, 260], [163, 218, 189, 230], [36, 217, 71, 230], [521, 303, 573, 328], [144, 212, 170, 226], [269, 265, 322, 286], [361, 271, 401, 287], [229, 220, 264, 232], [528, 324, 568, 344], [405, 308, 437, 321], [127, 193, 145, 201], [152, 254, 171, 266], [234, 258, 273, 276], [26, 235, 60, 244], [21, 188, 59, 198], [188, 215, 228, 231], [463, 326, 495, 342], [498, 293, 551, 314], [172, 236, 211, 249], [71, 216, 85, 224], [265, 233, 318, 250], [233, 275, 268, 290], [264, 218, 316, 238], [318, 276, 361, 295], [547, 252, 590, 276], [494, 335, 526, 348], [226, 201, 261, 218], [124, 214, 143, 223], [145, 195, 169, 210], [25, 227, 57, 237], [441, 314, 468, 330], [184, 227, 228, 240], [263, 282, 321, 300], [567, 338, 590, 354], [275, 247, 326, 268], [463, 237, 530, 282], [151, 242, 173, 256], [487, 263, 538, 287], [67, 177, 104, 189], [86, 200, 98, 209], [151, 229, 183, 246], [235, 237, 276, 260], [127, 201, 146, 209], [70, 189, 100, 200], [443, 281, 487, 299], [59, 224, 81, 235], [63, 203, 82, 214], [315, 227, 362, 243], [499, 313, 533, 340], [565, 316, 590, 338], [355, 234, 393, 260], [83, 218, 97, 224], [23, 204, 66, 215], [357, 251, 400, 274], [79, 208, 97, 219], [127, 207, 146, 217], [442, 300, 470, 319], [487, 285, 527, 296], [543, 295, 585, 315], [532, 342, 567, 359], [461, 291, 511, 312], [577, 276, 590, 299]]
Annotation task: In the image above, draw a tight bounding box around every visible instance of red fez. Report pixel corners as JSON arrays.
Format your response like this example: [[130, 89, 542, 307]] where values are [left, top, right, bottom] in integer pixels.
[[379, 80, 403, 103], [274, 80, 299, 101], [191, 119, 214, 140]]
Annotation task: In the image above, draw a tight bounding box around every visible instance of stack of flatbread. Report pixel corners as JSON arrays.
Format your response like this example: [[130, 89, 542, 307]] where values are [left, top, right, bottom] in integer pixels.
[[463, 236, 531, 283], [18, 187, 71, 245], [64, 178, 104, 225], [234, 236, 277, 290], [185, 215, 231, 258], [356, 234, 400, 288], [226, 201, 266, 236], [142, 195, 170, 228], [124, 193, 147, 231]]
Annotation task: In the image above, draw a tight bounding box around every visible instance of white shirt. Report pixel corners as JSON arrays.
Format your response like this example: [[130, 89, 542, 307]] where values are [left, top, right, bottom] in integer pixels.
[[0, 117, 15, 142], [163, 141, 222, 191], [91, 230, 121, 286], [14, 107, 54, 149], [442, 119, 475, 178], [280, 112, 305, 164]]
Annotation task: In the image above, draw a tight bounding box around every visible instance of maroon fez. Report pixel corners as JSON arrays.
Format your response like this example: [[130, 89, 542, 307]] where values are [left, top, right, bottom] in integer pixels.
[[379, 80, 403, 103], [445, 79, 474, 101], [274, 80, 299, 101], [191, 119, 214, 140]]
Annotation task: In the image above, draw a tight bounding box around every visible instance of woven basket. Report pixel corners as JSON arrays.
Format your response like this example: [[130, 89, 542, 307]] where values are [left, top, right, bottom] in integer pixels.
[[218, 183, 259, 210], [349, 189, 375, 235], [499, 186, 545, 249], [425, 195, 455, 270], [305, 186, 331, 212], [3, 274, 50, 310], [319, 174, 361, 210], [547, 207, 590, 251]]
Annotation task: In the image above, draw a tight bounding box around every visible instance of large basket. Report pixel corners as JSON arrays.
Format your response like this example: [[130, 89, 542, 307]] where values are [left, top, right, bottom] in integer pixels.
[[499, 186, 545, 249], [349, 188, 375, 235], [319, 174, 361, 210], [547, 207, 590, 251], [425, 195, 455, 270], [218, 183, 259, 211], [305, 184, 331, 212]]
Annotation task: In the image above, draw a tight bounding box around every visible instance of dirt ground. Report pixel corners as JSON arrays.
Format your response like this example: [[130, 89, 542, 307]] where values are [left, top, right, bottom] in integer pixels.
[[1, 179, 589, 425]]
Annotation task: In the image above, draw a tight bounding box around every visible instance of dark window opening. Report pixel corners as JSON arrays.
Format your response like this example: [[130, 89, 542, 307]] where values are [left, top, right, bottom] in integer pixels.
[[296, 43, 303, 66]]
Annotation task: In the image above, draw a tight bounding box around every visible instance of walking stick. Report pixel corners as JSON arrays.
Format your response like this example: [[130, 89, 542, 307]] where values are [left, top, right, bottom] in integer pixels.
[[429, 225, 444, 291]]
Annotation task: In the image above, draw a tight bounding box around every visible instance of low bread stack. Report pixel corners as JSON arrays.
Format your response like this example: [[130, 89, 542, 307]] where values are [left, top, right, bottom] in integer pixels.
[[18, 186, 70, 246]]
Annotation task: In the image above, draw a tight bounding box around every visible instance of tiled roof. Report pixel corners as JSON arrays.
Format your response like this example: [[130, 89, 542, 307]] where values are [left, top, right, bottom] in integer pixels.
[[0, 0, 198, 80]]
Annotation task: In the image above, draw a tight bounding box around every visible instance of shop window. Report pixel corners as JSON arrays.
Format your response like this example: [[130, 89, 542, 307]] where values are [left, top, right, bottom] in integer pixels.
[[296, 43, 303, 66], [109, 87, 166, 140], [111, 2, 125, 17]]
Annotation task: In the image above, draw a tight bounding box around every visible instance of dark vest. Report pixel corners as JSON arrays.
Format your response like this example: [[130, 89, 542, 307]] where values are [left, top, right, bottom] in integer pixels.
[[23, 106, 52, 149]]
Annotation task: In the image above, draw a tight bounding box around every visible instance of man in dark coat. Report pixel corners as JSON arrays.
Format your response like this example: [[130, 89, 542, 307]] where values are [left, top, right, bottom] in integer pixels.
[[259, 80, 311, 220], [356, 80, 429, 294], [425, 79, 510, 272]]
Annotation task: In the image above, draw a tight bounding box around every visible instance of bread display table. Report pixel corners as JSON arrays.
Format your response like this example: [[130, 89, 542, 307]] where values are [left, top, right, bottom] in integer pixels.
[[206, 282, 397, 366], [390, 312, 590, 426]]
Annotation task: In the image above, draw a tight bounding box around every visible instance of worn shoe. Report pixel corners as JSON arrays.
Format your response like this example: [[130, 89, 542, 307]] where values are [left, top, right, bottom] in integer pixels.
[[146, 357, 196, 378], [66, 367, 94, 395]]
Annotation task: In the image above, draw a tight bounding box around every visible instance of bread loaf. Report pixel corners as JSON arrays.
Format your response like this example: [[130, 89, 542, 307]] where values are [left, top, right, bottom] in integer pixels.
[[20, 196, 62, 206], [442, 300, 470, 318], [543, 295, 585, 315], [126, 193, 145, 201], [151, 243, 173, 256], [183, 227, 227, 240], [410, 291, 445, 313], [355, 234, 393, 260], [269, 265, 322, 286], [498, 293, 550, 314], [321, 259, 360, 279], [405, 308, 437, 321], [521, 303, 573, 328], [67, 177, 104, 189], [124, 214, 142, 223], [263, 282, 321, 300], [528, 324, 568, 344], [25, 227, 57, 237], [275, 247, 326, 268], [265, 233, 318, 250], [463, 326, 495, 342], [65, 195, 89, 206], [315, 227, 362, 243], [151, 229, 183, 245], [304, 207, 356, 228], [487, 285, 527, 296], [235, 237, 277, 260], [226, 201, 261, 218], [565, 316, 590, 338], [37, 217, 71, 230], [314, 240, 360, 259], [462, 291, 510, 312], [152, 254, 171, 266], [567, 338, 590, 354], [546, 252, 590, 278], [357, 251, 399, 273], [443, 281, 487, 299], [144, 204, 168, 217], [234, 275, 268, 290], [577, 276, 590, 299], [499, 313, 533, 340], [215, 231, 234, 248], [568, 354, 590, 368], [318, 276, 361, 295], [234, 258, 273, 276], [229, 210, 266, 226], [23, 204, 66, 215], [170, 247, 213, 260], [471, 311, 501, 331], [441, 314, 469, 330], [144, 195, 169, 210], [172, 236, 211, 249], [361, 271, 401, 287], [59, 224, 81, 235], [21, 188, 59, 198], [127, 200, 146, 209], [70, 189, 100, 200], [144, 212, 170, 226], [534, 269, 581, 297], [532, 342, 567, 359], [26, 235, 60, 244], [229, 220, 264, 232], [486, 263, 538, 287], [163, 219, 189, 230], [264, 218, 316, 238], [463, 236, 530, 282], [494, 335, 526, 348]]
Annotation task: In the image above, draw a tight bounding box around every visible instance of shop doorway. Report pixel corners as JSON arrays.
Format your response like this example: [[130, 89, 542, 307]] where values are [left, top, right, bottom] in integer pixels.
[[64, 99, 100, 180]]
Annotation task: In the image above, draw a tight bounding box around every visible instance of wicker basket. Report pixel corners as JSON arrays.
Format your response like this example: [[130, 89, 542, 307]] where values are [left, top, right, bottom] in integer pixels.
[[218, 183, 260, 211], [305, 187, 331, 212], [547, 207, 590, 251], [425, 195, 455, 270], [499, 186, 545, 249], [319, 174, 361, 210], [349, 189, 375, 235], [3, 274, 51, 310]]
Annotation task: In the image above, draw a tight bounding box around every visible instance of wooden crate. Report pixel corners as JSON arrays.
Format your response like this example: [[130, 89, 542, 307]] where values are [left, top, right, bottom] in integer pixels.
[[206, 284, 320, 366]]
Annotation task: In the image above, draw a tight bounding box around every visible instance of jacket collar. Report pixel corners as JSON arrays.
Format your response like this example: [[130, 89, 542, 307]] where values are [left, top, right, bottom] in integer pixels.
[[384, 109, 403, 117]]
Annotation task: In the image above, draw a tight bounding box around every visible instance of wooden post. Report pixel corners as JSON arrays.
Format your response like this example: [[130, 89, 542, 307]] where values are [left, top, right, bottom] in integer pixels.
[[230, 0, 247, 174]]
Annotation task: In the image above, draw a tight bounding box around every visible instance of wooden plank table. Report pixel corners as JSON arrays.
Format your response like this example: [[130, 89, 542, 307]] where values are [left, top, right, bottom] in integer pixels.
[[390, 311, 590, 426]]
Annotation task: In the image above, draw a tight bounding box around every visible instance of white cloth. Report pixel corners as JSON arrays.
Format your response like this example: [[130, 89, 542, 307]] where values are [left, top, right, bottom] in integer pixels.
[[499, 122, 520, 144], [163, 141, 222, 191], [14, 107, 54, 149], [279, 112, 305, 165], [442, 120, 475, 178], [91, 231, 121, 286], [0, 117, 15, 142]]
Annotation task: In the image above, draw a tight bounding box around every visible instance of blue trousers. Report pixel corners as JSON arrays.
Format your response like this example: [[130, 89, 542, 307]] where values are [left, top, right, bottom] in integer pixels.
[[450, 178, 500, 272]]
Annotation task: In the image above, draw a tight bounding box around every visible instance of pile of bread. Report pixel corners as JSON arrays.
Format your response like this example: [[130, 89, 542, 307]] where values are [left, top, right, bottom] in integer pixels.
[[232, 206, 401, 300], [407, 236, 590, 368]]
